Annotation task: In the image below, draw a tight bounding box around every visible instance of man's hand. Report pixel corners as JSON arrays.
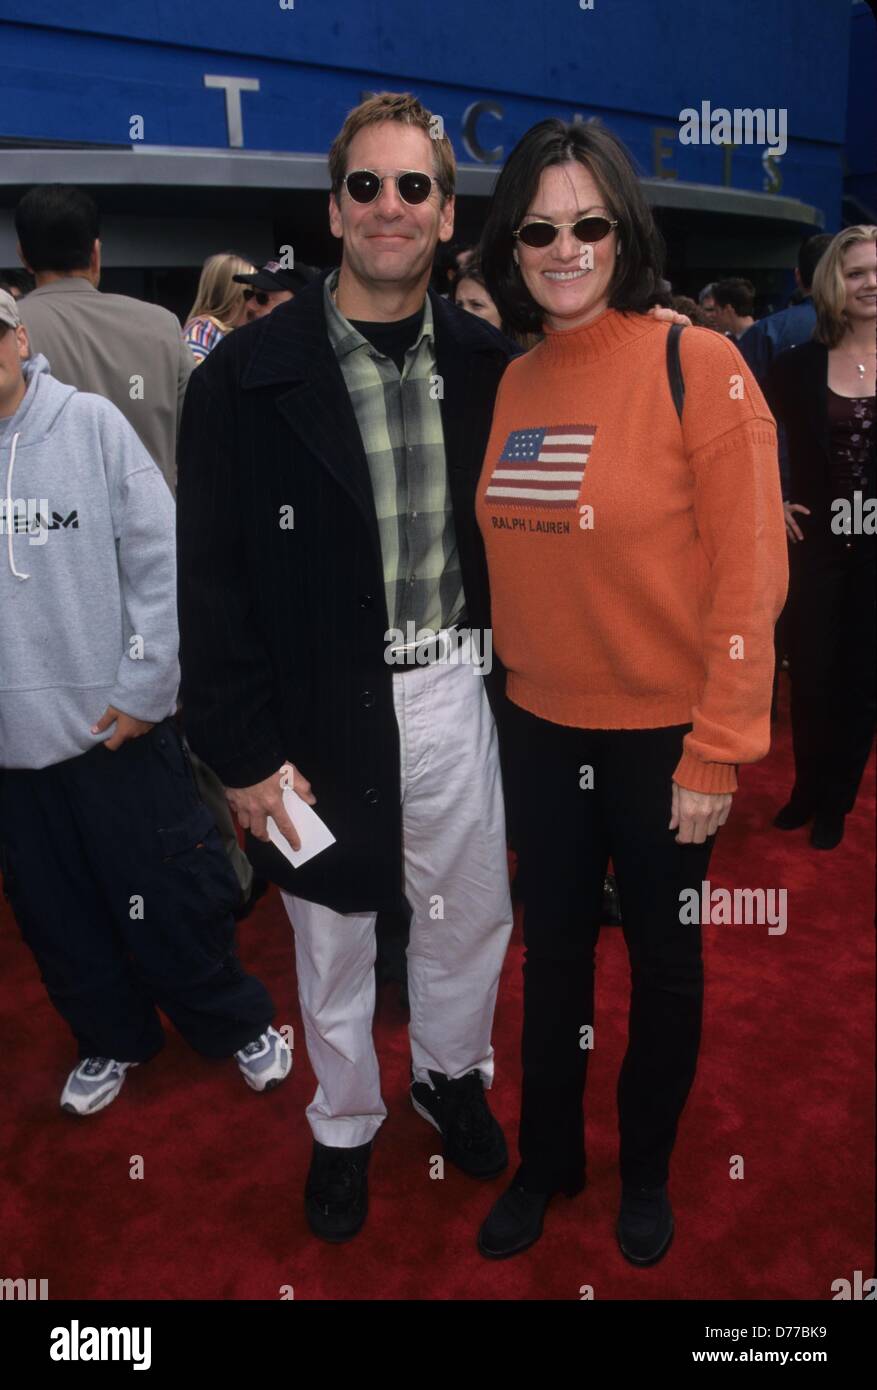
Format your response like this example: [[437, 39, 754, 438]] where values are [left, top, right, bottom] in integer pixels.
[[783, 501, 810, 543], [225, 763, 316, 851], [91, 706, 155, 751], [670, 782, 732, 844], [648, 306, 692, 326]]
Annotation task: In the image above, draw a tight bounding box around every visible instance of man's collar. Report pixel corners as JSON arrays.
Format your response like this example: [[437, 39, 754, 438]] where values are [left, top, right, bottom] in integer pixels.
[[323, 267, 433, 360], [29, 276, 97, 296], [323, 269, 362, 360], [239, 268, 514, 392]]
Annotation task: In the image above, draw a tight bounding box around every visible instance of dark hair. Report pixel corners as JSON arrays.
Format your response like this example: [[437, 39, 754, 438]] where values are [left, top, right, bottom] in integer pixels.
[[14, 185, 100, 273], [448, 257, 489, 300], [448, 256, 507, 335], [431, 241, 461, 292], [712, 277, 755, 316], [480, 118, 664, 336], [669, 294, 713, 328], [797, 233, 833, 291], [0, 268, 33, 297], [328, 92, 455, 200]]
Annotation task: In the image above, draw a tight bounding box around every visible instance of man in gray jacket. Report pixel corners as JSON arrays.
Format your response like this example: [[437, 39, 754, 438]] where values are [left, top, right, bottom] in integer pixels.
[[15, 184, 191, 495], [0, 289, 290, 1115]]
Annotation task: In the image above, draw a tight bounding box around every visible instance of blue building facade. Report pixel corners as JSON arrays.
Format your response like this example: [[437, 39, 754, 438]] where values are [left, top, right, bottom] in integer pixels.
[[1, 0, 871, 311], [845, 0, 877, 224]]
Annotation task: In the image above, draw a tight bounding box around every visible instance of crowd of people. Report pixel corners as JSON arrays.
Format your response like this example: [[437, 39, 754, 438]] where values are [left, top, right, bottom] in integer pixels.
[[0, 91, 873, 1270]]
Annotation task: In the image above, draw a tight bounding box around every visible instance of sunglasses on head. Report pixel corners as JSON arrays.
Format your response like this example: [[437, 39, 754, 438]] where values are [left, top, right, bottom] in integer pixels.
[[513, 215, 619, 249], [342, 169, 438, 206], [242, 289, 271, 305]]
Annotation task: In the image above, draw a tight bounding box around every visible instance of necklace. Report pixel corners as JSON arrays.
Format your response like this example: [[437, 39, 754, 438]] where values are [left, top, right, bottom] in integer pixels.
[[840, 346, 876, 379]]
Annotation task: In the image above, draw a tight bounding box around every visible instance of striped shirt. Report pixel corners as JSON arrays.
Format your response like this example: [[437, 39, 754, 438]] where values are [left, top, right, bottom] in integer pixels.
[[323, 269, 464, 637], [184, 316, 226, 365]]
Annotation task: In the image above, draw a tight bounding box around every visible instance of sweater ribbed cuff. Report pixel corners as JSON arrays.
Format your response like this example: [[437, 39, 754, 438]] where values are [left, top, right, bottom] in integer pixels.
[[672, 753, 738, 795]]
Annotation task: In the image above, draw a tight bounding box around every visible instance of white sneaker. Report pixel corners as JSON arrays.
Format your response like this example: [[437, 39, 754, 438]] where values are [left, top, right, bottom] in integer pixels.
[[60, 1057, 136, 1116], [234, 1026, 292, 1092]]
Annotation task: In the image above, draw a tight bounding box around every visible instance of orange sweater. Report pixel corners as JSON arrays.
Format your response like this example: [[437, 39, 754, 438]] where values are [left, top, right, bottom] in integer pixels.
[[476, 309, 789, 795]]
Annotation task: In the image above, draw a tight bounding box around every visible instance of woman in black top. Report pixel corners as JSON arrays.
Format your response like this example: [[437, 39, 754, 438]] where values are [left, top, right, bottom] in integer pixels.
[[764, 225, 876, 849]]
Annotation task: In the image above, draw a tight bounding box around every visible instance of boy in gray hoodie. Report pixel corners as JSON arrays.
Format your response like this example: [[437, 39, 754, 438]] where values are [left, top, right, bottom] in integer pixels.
[[0, 289, 290, 1114]]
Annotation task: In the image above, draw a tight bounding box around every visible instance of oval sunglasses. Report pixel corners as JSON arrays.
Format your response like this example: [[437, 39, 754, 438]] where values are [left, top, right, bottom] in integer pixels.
[[341, 169, 440, 205], [514, 215, 618, 248]]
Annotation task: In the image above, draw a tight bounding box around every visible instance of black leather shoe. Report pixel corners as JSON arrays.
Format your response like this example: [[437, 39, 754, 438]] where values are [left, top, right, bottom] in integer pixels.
[[616, 1183, 674, 1266], [773, 800, 813, 830], [304, 1139, 372, 1243], [478, 1179, 584, 1259], [411, 1070, 508, 1178], [811, 813, 845, 850]]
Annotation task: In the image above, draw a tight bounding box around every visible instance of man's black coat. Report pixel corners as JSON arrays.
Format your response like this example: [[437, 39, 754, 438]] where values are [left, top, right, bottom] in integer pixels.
[[176, 273, 519, 913]]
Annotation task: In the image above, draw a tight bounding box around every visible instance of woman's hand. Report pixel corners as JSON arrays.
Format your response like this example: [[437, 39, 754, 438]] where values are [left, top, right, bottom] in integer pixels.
[[648, 306, 692, 326], [783, 501, 810, 543], [669, 782, 732, 843]]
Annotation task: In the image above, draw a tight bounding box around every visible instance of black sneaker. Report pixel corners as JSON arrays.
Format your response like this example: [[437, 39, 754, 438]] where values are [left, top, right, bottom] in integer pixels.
[[304, 1139, 372, 1243], [773, 799, 813, 830], [811, 813, 845, 850], [478, 1177, 585, 1259], [616, 1183, 674, 1266], [411, 1069, 508, 1178]]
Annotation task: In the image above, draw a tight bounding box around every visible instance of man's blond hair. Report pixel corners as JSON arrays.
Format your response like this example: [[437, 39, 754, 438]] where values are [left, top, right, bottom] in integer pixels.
[[328, 92, 456, 202]]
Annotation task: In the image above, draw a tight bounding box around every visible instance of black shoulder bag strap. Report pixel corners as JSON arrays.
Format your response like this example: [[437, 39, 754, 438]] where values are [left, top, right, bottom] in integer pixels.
[[666, 322, 686, 422]]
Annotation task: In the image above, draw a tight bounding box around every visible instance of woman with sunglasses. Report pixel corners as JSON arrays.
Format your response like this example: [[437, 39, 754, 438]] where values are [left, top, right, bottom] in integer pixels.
[[475, 119, 788, 1264], [183, 251, 255, 365]]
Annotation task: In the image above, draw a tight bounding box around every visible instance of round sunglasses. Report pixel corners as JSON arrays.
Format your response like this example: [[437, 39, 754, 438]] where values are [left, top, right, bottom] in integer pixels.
[[342, 169, 438, 206], [513, 215, 619, 249], [242, 289, 271, 305]]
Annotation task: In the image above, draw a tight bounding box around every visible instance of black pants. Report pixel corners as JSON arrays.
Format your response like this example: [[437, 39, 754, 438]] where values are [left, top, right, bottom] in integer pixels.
[[787, 539, 876, 816], [186, 739, 254, 897], [0, 719, 273, 1062], [504, 702, 715, 1193]]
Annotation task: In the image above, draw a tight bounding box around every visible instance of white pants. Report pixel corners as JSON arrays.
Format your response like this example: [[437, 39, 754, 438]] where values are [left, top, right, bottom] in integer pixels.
[[282, 632, 514, 1147]]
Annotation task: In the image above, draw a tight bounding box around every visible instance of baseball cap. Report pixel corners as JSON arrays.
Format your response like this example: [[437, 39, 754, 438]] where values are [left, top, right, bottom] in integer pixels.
[[0, 288, 21, 330], [232, 259, 318, 294]]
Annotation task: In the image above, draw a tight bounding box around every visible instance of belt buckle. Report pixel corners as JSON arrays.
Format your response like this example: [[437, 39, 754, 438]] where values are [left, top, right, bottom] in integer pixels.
[[387, 625, 455, 671]]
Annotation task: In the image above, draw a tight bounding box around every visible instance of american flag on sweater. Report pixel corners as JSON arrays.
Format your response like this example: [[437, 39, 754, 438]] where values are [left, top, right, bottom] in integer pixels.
[[484, 424, 597, 508]]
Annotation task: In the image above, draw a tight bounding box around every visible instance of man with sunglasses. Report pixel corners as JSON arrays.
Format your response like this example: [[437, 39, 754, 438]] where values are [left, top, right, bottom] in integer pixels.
[[177, 92, 519, 1242], [233, 260, 319, 323]]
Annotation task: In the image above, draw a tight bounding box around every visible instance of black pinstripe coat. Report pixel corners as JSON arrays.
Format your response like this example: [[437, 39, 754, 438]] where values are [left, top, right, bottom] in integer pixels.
[[176, 273, 518, 913]]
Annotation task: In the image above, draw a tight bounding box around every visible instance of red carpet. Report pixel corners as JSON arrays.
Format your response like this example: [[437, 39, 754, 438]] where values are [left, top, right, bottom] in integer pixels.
[[1, 674, 873, 1301]]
